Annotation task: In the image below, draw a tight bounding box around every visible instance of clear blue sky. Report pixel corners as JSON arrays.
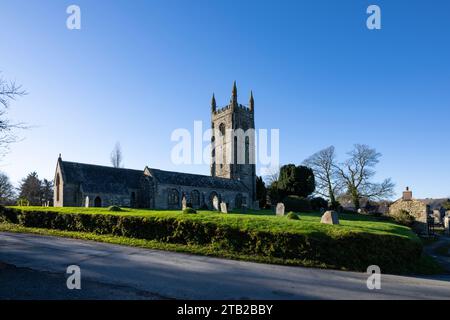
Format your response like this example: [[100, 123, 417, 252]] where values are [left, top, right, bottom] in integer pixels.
[[0, 0, 449, 199]]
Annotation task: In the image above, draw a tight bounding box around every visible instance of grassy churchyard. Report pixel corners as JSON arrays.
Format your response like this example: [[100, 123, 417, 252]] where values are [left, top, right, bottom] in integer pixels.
[[0, 206, 441, 274]]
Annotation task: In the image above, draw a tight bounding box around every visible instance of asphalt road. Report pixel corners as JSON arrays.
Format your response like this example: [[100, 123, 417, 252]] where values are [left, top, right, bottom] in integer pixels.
[[0, 231, 449, 300]]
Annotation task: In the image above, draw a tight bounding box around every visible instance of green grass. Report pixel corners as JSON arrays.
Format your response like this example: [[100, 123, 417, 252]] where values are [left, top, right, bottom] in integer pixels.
[[8, 206, 418, 241], [2, 206, 439, 274]]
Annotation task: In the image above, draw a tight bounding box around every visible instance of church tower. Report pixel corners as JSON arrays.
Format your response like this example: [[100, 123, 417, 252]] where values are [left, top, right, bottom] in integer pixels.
[[210, 82, 256, 204]]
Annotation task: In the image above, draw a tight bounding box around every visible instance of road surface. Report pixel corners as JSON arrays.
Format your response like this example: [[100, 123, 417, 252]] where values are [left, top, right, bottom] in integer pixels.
[[0, 232, 449, 300]]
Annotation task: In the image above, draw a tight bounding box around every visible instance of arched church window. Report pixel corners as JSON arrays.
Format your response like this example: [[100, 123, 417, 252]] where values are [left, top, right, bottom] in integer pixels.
[[245, 136, 250, 164], [191, 190, 200, 207], [94, 196, 102, 207], [168, 189, 179, 205], [235, 193, 243, 209], [211, 136, 216, 158], [234, 136, 238, 165], [56, 174, 61, 202], [219, 123, 225, 136], [130, 192, 136, 208]]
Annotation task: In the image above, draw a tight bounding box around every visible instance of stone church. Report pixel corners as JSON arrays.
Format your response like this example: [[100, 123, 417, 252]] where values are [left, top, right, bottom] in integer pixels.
[[54, 83, 257, 210]]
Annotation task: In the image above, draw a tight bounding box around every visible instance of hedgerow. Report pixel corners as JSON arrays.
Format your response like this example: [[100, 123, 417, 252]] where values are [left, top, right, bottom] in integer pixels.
[[0, 206, 422, 273]]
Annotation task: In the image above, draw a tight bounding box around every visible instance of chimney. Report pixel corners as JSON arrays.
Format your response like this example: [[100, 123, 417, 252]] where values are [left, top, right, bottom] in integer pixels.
[[402, 187, 412, 201]]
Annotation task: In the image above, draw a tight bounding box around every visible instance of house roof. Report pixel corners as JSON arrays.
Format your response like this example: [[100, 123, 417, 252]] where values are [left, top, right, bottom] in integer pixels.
[[59, 160, 143, 195], [145, 167, 249, 192]]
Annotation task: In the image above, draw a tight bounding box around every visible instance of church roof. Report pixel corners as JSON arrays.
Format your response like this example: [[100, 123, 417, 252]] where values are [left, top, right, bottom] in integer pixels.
[[145, 167, 249, 192], [57, 159, 249, 195], [59, 160, 143, 195]]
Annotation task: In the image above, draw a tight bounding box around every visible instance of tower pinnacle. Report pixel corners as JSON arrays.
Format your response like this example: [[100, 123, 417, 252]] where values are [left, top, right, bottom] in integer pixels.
[[211, 93, 216, 112], [230, 81, 238, 107], [249, 90, 254, 112]]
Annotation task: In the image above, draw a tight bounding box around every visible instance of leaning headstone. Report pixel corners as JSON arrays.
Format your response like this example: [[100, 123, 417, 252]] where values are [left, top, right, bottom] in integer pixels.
[[276, 203, 285, 216], [220, 202, 228, 214], [320, 210, 339, 225], [182, 196, 187, 210]]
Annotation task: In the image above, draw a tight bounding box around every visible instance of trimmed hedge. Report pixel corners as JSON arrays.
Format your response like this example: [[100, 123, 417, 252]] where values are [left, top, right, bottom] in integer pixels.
[[0, 207, 423, 273]]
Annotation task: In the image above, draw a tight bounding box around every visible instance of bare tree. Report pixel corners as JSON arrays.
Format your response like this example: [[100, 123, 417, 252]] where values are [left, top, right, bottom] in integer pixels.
[[0, 73, 27, 157], [0, 171, 15, 205], [335, 144, 394, 210], [264, 166, 280, 185], [110, 142, 123, 168], [303, 146, 342, 207]]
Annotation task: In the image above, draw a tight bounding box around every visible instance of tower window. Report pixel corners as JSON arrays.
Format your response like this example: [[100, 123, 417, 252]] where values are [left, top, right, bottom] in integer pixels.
[[219, 123, 225, 136], [245, 136, 250, 164], [234, 136, 238, 165]]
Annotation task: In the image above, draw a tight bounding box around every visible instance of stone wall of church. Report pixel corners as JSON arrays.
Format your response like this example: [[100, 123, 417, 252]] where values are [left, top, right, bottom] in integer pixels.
[[81, 190, 140, 208], [153, 182, 251, 211]]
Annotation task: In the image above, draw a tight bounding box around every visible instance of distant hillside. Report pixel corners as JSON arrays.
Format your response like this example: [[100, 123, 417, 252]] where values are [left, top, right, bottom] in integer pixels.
[[419, 198, 449, 210]]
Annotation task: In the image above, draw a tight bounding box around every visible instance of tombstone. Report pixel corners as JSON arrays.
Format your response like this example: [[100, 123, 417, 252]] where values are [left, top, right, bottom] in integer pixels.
[[433, 210, 442, 224], [444, 216, 450, 235], [182, 196, 187, 210], [220, 202, 228, 214], [276, 203, 285, 216], [253, 201, 260, 211], [320, 210, 340, 225], [85, 196, 90, 208], [212, 196, 219, 211]]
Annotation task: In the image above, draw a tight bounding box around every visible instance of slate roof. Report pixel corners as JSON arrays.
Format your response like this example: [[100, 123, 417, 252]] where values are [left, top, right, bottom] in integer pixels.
[[146, 167, 249, 192], [59, 160, 143, 195], [58, 159, 249, 195]]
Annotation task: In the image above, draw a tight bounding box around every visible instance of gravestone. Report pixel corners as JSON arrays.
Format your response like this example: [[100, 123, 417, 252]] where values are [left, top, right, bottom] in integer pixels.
[[321, 210, 339, 225], [212, 196, 219, 211], [182, 196, 187, 210], [85, 196, 89, 208], [444, 216, 450, 235], [276, 203, 285, 216], [220, 202, 228, 214], [433, 210, 442, 224]]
